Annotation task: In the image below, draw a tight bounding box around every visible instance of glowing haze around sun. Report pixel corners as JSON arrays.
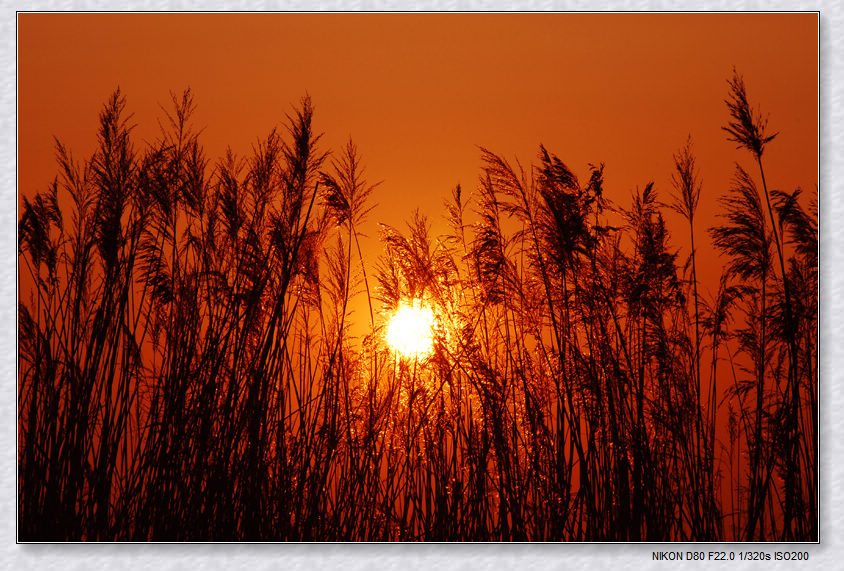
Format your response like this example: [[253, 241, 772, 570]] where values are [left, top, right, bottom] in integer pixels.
[[386, 300, 435, 359]]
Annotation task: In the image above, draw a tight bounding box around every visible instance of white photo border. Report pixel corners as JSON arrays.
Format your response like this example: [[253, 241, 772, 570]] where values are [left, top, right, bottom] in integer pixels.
[[3, 2, 837, 569]]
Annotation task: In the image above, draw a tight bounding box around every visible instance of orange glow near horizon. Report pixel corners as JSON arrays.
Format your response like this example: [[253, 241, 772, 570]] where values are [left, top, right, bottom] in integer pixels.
[[386, 300, 435, 359]]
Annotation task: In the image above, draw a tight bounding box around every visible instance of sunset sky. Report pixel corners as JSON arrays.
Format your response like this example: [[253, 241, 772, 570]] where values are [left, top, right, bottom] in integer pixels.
[[18, 12, 818, 296]]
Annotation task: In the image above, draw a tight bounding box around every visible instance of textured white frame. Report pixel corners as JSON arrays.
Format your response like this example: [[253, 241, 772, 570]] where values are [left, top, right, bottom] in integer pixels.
[[3, 3, 837, 569]]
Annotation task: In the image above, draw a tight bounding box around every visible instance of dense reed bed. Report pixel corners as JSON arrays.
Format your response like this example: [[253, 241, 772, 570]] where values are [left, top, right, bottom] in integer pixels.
[[18, 72, 816, 541]]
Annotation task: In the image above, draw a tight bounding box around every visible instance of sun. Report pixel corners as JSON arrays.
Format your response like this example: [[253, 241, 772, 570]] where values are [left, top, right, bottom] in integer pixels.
[[386, 300, 435, 359]]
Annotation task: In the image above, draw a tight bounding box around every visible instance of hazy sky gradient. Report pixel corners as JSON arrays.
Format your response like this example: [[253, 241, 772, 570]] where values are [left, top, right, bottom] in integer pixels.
[[18, 13, 817, 297]]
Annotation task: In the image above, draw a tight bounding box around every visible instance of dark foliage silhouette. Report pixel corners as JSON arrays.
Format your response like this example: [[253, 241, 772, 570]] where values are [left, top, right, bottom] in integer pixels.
[[18, 74, 817, 541]]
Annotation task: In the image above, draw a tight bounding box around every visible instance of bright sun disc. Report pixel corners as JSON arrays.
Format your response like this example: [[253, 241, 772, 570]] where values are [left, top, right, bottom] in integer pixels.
[[386, 300, 435, 359]]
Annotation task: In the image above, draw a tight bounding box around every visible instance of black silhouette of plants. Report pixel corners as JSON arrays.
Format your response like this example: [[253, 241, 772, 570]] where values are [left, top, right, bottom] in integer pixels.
[[18, 73, 816, 541]]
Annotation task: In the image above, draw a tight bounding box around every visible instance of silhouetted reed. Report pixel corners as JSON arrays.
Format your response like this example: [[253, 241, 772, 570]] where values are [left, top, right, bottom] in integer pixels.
[[18, 73, 816, 541]]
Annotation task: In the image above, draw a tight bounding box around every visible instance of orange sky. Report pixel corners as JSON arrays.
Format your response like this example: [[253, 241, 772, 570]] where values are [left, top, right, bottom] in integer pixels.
[[18, 13, 818, 299]]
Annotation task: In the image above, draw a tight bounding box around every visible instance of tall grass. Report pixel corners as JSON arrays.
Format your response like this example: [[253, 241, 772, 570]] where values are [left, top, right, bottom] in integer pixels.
[[18, 74, 817, 541]]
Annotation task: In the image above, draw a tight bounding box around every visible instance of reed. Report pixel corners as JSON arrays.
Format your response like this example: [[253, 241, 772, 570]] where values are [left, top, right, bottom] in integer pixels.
[[18, 74, 817, 541]]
